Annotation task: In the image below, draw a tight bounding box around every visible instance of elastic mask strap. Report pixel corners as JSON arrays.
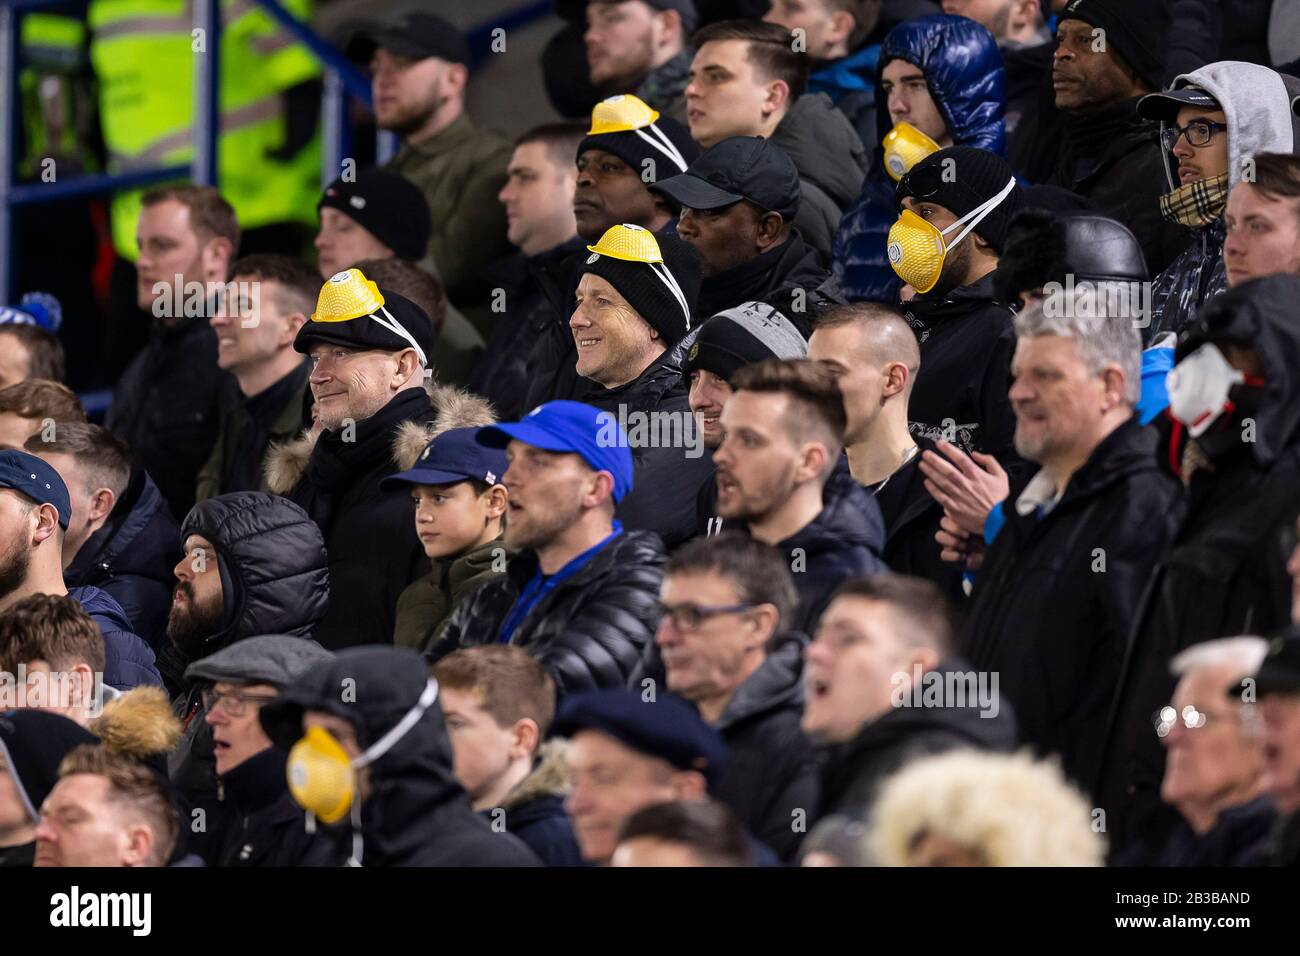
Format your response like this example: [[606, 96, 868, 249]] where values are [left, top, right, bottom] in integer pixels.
[[634, 124, 689, 172], [354, 677, 440, 770], [939, 177, 1017, 253], [649, 261, 692, 330], [372, 306, 428, 369]]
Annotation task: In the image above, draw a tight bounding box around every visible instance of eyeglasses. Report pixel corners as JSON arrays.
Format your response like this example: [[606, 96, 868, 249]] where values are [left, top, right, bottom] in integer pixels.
[[202, 687, 278, 717], [1160, 120, 1227, 152], [1151, 703, 1256, 737], [657, 601, 757, 631]]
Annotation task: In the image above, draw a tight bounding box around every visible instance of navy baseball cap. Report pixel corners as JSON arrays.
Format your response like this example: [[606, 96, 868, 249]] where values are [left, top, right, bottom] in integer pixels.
[[552, 690, 728, 788], [381, 427, 509, 490], [0, 450, 70, 530], [476, 401, 634, 503], [649, 136, 801, 221], [1137, 85, 1221, 123]]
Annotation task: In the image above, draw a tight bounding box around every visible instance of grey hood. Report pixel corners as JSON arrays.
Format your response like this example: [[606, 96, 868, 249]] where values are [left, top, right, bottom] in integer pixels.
[[1161, 61, 1296, 190]]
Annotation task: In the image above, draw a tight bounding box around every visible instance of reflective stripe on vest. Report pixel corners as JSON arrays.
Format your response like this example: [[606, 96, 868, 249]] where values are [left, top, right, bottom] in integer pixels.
[[108, 92, 283, 169]]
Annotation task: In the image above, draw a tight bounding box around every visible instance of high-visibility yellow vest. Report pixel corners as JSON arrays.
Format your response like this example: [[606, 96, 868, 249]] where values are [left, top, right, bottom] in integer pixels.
[[88, 0, 322, 258], [19, 13, 94, 179]]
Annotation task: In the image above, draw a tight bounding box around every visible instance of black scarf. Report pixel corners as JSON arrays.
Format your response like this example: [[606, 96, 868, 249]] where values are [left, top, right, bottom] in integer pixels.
[[290, 387, 432, 535], [696, 238, 793, 319]]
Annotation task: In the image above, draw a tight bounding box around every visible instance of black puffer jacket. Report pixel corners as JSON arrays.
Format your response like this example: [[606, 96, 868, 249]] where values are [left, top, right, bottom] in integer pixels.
[[262, 647, 540, 866], [1099, 276, 1300, 852], [576, 351, 718, 549], [714, 633, 820, 863], [428, 530, 666, 697], [816, 657, 1018, 820], [106, 315, 228, 521], [962, 417, 1181, 800], [167, 491, 329, 854], [65, 468, 180, 654]]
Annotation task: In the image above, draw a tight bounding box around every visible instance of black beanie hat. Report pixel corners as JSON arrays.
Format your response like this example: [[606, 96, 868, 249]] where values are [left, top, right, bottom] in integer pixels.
[[580, 226, 703, 345], [578, 109, 700, 189], [896, 146, 1023, 254], [1058, 0, 1167, 91], [318, 170, 432, 262], [0, 710, 97, 822], [685, 301, 808, 382]]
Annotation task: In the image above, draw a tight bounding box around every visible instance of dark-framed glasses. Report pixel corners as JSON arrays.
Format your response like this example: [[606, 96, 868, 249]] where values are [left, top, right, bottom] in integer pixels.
[[1160, 120, 1227, 152], [657, 601, 757, 631]]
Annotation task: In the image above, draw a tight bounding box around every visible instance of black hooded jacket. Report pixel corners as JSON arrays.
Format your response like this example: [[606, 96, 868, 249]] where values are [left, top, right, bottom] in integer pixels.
[[106, 315, 227, 521], [65, 468, 181, 653], [261, 647, 540, 866], [778, 472, 889, 636], [694, 231, 842, 334], [167, 492, 330, 853], [471, 237, 586, 421], [1048, 96, 1191, 276], [962, 417, 1181, 799], [1098, 276, 1300, 851], [903, 274, 1021, 472], [713, 633, 820, 863], [575, 350, 718, 549], [429, 530, 666, 698], [817, 658, 1018, 820]]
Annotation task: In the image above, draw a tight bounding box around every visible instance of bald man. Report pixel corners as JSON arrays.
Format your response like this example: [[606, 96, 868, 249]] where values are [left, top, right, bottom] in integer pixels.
[[809, 304, 963, 600]]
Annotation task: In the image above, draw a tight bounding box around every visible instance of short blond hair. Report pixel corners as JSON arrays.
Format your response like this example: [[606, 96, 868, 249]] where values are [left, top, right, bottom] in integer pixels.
[[866, 749, 1105, 867]]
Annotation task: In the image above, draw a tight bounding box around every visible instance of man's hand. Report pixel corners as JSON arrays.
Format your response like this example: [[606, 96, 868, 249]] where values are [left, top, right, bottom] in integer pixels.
[[936, 514, 987, 572], [920, 439, 1010, 537]]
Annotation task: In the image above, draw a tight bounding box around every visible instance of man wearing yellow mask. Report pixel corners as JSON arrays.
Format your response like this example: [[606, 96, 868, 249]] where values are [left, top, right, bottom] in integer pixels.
[[260, 646, 540, 866], [888, 146, 1024, 470]]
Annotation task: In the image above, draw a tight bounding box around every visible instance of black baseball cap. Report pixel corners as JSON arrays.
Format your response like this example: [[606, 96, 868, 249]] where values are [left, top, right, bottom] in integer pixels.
[[347, 12, 471, 66], [0, 449, 71, 530], [649, 136, 801, 221], [1137, 86, 1222, 123], [1246, 633, 1300, 696]]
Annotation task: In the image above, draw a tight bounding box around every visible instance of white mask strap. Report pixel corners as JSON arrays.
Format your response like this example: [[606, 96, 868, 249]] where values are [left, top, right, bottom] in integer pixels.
[[353, 677, 439, 770], [634, 124, 689, 173], [649, 261, 692, 330], [940, 177, 1017, 252], [373, 306, 428, 369]]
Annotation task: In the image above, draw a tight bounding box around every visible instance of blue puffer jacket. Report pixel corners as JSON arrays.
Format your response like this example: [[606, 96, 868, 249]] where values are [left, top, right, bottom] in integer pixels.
[[68, 585, 163, 690], [832, 15, 1006, 304]]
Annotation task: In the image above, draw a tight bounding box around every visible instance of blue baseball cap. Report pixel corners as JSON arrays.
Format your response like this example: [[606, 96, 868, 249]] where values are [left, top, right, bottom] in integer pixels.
[[0, 450, 71, 529], [381, 427, 509, 490], [476, 401, 634, 503], [552, 690, 728, 789]]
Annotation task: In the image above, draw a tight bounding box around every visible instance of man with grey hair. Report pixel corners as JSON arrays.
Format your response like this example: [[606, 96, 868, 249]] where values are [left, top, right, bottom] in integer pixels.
[[1120, 637, 1275, 865], [960, 288, 1182, 802]]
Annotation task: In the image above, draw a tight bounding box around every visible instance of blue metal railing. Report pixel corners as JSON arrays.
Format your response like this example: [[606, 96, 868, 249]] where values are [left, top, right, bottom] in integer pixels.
[[0, 0, 553, 304]]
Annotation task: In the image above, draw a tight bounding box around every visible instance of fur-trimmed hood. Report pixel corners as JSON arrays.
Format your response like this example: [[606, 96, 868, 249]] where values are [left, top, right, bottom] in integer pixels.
[[92, 686, 182, 760], [263, 381, 497, 494], [500, 740, 570, 810]]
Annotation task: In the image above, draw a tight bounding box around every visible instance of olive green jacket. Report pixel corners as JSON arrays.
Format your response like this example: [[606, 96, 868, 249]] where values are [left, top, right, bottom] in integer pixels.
[[386, 111, 513, 309], [393, 536, 511, 652]]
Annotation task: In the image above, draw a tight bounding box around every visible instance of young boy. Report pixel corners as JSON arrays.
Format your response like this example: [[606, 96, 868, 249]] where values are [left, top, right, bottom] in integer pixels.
[[384, 427, 510, 651], [432, 645, 583, 867]]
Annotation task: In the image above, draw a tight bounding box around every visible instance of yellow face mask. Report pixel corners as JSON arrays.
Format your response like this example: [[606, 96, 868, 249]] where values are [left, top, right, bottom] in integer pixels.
[[308, 268, 428, 368], [885, 177, 1018, 294], [285, 678, 440, 833], [287, 725, 355, 825], [882, 122, 941, 182]]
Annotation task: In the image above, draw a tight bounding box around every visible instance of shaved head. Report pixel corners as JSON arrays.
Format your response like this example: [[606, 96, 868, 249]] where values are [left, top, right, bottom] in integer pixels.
[[816, 304, 920, 393]]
